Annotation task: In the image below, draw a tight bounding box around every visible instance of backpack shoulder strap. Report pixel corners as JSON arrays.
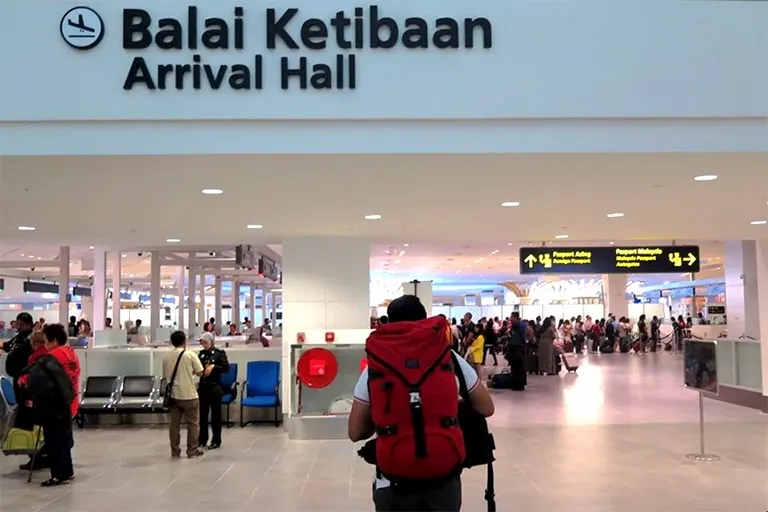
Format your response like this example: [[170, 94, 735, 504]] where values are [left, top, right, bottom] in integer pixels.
[[169, 350, 185, 387], [451, 351, 471, 404]]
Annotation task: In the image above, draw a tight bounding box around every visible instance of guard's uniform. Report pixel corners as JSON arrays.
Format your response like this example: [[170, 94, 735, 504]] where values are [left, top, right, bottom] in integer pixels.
[[197, 347, 229, 447]]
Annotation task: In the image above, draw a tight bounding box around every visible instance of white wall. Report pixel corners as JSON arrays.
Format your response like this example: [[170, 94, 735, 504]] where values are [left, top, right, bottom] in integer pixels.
[[3, 1, 768, 155]]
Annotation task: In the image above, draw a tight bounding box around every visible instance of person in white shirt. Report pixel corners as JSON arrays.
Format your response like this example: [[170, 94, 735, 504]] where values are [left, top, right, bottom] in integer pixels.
[[163, 331, 205, 459], [348, 296, 495, 511]]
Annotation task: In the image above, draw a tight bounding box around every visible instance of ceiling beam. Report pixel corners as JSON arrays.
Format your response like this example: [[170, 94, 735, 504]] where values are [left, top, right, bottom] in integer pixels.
[[0, 261, 59, 268]]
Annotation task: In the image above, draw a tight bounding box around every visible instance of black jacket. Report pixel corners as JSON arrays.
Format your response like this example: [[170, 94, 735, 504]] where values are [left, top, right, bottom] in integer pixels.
[[4, 331, 33, 381], [198, 347, 230, 388]]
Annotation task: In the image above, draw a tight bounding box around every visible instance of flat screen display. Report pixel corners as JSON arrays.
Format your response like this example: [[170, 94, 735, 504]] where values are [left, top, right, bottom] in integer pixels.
[[683, 339, 718, 395], [519, 245, 700, 275]]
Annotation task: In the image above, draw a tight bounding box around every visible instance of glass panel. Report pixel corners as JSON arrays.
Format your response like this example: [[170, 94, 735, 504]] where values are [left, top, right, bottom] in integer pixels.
[[715, 340, 735, 387], [735, 342, 762, 391]]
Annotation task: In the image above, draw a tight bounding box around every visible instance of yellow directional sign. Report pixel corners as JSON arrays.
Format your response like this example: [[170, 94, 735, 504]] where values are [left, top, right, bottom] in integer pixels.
[[519, 245, 700, 274]]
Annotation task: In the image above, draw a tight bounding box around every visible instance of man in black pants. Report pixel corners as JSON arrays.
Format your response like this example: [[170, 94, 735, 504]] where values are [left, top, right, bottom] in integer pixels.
[[197, 332, 229, 449]]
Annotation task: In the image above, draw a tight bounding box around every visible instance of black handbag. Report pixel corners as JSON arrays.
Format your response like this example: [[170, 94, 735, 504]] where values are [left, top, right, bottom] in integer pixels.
[[163, 350, 185, 408]]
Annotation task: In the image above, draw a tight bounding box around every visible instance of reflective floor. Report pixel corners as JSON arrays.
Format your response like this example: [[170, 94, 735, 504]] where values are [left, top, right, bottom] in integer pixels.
[[1, 353, 767, 511]]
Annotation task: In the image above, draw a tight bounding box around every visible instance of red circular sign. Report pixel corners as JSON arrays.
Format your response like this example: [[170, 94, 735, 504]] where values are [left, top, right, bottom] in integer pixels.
[[296, 348, 339, 389]]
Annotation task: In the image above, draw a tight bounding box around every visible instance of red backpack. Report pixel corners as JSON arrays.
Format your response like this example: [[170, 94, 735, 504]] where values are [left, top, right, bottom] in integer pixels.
[[365, 316, 466, 483]]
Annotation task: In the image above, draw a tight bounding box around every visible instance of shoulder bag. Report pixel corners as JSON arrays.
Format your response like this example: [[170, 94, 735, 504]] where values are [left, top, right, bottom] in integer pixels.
[[163, 350, 185, 408]]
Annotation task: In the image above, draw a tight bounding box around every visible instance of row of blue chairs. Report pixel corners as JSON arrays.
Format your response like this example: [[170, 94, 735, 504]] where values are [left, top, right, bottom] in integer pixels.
[[0, 361, 281, 428]]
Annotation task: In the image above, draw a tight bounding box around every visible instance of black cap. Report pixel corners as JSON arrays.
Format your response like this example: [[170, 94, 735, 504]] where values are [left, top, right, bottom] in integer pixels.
[[387, 295, 427, 323]]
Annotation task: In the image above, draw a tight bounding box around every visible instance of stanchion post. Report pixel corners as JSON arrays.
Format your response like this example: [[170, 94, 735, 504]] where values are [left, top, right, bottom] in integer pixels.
[[685, 391, 720, 462]]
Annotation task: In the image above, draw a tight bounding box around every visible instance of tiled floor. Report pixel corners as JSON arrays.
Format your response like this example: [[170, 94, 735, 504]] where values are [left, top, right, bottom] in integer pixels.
[[1, 353, 767, 511]]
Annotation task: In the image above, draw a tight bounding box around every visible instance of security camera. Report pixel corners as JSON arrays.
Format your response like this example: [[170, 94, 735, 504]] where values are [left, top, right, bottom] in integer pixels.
[[209, 251, 215, 256], [30, 267, 35, 272], [41, 276, 46, 280], [185, 266, 190, 270], [138, 252, 144, 257]]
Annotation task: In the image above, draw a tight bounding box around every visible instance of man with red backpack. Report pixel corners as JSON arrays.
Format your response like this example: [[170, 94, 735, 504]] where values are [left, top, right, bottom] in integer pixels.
[[349, 295, 495, 511]]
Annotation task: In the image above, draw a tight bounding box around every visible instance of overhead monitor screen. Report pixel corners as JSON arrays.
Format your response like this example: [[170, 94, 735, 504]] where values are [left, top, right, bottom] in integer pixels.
[[683, 339, 718, 395], [519, 245, 700, 275]]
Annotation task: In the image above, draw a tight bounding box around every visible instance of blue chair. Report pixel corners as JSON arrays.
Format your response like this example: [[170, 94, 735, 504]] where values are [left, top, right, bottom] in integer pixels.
[[219, 363, 239, 427], [240, 361, 281, 427], [0, 376, 16, 408]]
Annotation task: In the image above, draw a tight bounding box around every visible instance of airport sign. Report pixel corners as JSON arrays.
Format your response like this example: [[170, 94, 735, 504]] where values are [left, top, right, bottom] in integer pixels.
[[519, 245, 700, 275]]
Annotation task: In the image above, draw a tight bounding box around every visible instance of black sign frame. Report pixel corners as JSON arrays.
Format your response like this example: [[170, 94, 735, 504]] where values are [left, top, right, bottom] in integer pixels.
[[519, 245, 700, 275]]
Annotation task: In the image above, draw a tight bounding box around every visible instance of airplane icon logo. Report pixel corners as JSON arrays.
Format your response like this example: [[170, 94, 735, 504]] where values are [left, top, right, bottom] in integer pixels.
[[60, 6, 104, 50]]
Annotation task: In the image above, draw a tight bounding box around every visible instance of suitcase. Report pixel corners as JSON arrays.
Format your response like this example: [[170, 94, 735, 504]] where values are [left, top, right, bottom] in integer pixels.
[[490, 370, 513, 389], [526, 352, 539, 375], [633, 341, 642, 353], [561, 354, 579, 373]]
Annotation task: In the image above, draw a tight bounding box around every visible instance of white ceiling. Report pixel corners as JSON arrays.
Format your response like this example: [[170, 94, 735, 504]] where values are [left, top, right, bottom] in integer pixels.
[[0, 153, 759, 290], [2, 153, 768, 246]]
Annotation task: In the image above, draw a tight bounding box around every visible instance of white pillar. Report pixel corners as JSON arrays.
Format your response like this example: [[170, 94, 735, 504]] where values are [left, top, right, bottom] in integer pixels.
[[400, 280, 433, 316], [92, 247, 107, 331], [110, 252, 122, 328], [177, 266, 185, 331], [188, 266, 197, 331], [282, 237, 369, 413], [602, 274, 628, 320], [232, 280, 241, 327], [214, 275, 223, 327], [260, 287, 267, 324], [58, 246, 70, 325], [150, 251, 161, 337], [724, 240, 768, 400], [249, 283, 256, 323]]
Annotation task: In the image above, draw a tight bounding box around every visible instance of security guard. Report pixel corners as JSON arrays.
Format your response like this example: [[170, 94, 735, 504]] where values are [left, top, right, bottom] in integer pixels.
[[198, 332, 229, 449]]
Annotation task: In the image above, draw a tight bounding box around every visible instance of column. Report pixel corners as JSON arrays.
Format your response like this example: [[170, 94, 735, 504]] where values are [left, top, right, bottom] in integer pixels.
[[150, 251, 161, 338], [249, 283, 256, 323], [188, 265, 197, 331], [58, 246, 70, 325], [214, 275, 223, 327], [92, 247, 107, 331], [110, 252, 122, 329], [602, 273, 628, 320], [724, 240, 768, 403], [260, 287, 267, 324], [232, 280, 241, 327], [177, 266, 185, 331], [198, 268, 207, 325], [401, 280, 433, 316]]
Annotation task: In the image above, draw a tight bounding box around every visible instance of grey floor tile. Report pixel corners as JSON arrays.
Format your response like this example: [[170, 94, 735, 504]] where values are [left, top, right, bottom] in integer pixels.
[[2, 353, 767, 511]]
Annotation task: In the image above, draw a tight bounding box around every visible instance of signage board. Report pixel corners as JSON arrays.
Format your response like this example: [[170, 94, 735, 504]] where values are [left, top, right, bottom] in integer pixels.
[[683, 339, 718, 395], [519, 245, 700, 275]]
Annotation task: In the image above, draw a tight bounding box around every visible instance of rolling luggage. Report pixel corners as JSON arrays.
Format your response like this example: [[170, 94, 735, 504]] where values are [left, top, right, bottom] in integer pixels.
[[526, 346, 539, 375], [490, 369, 513, 389], [561, 354, 579, 373]]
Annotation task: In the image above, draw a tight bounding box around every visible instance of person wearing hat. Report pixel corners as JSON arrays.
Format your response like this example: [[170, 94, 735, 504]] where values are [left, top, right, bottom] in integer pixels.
[[197, 332, 229, 449]]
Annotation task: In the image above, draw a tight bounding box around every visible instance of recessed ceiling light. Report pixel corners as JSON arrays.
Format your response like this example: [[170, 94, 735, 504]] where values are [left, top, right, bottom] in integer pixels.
[[507, 242, 513, 246], [750, 220, 767, 225], [246, 224, 263, 229], [490, 250, 499, 255], [606, 213, 624, 218], [20, 254, 24, 257], [609, 241, 615, 245], [364, 214, 382, 220], [121, 254, 127, 257], [500, 201, 521, 207], [89, 246, 94, 250], [403, 243, 410, 247], [555, 234, 569, 239], [201, 189, 224, 195], [28, 255, 34, 259], [17, 226, 35, 231], [475, 258, 485, 263], [166, 238, 181, 243], [37, 257, 42, 260], [694, 175, 718, 182]]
